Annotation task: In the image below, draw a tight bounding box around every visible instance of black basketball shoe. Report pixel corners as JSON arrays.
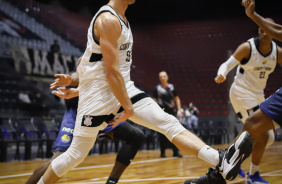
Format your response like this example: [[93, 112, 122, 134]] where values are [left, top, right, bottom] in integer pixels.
[[217, 131, 253, 180], [183, 168, 226, 184]]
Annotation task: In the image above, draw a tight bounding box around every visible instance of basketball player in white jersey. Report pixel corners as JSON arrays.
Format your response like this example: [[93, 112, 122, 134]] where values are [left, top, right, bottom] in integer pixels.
[[37, 1, 253, 183], [215, 20, 282, 183]]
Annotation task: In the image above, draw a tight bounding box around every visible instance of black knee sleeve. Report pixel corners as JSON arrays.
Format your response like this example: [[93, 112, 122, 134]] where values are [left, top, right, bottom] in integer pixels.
[[113, 122, 145, 166]]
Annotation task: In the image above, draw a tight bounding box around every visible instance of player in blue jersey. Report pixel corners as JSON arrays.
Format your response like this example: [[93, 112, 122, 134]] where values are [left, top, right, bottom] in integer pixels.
[[183, 0, 282, 183], [25, 72, 145, 184]]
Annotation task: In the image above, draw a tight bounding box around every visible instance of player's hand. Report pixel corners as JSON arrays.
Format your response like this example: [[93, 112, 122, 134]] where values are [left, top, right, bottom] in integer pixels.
[[241, 0, 255, 18], [109, 108, 134, 128], [52, 87, 79, 99], [215, 74, 226, 83], [50, 74, 72, 89]]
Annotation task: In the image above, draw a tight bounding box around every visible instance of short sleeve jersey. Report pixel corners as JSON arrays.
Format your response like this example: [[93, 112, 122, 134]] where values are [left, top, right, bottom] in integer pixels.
[[153, 83, 177, 115]]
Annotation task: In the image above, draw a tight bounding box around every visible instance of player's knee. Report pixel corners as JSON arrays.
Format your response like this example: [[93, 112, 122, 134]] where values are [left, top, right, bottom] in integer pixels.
[[266, 130, 275, 147], [51, 150, 87, 177], [51, 140, 92, 177], [114, 123, 145, 148], [124, 126, 145, 148], [131, 128, 145, 148], [244, 116, 256, 134], [162, 114, 184, 140]]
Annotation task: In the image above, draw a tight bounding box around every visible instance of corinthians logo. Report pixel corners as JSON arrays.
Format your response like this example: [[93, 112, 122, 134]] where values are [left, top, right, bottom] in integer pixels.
[[84, 116, 93, 126]]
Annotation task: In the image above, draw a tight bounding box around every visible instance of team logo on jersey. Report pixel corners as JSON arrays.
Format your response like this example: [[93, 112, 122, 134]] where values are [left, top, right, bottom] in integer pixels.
[[253, 67, 272, 71], [120, 43, 130, 50], [83, 116, 93, 126], [263, 60, 267, 64], [61, 134, 70, 143]]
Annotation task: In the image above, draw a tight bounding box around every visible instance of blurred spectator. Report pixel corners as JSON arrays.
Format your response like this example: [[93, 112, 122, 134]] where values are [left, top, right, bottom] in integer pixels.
[[18, 90, 31, 103], [180, 105, 191, 127], [187, 102, 199, 130], [50, 39, 60, 53], [18, 90, 49, 117]]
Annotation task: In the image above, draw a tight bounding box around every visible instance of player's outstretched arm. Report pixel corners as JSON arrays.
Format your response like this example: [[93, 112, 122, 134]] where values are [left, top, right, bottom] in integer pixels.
[[96, 13, 134, 123], [242, 0, 282, 42], [215, 42, 250, 83]]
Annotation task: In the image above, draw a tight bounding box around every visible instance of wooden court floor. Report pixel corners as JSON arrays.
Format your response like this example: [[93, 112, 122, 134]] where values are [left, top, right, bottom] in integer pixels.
[[0, 142, 282, 184]]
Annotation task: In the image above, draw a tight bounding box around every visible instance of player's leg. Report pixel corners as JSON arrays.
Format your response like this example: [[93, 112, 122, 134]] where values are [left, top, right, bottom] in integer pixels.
[[230, 90, 274, 180], [236, 109, 275, 184], [26, 151, 62, 184], [242, 109, 275, 139], [29, 107, 76, 184], [103, 122, 145, 184], [171, 141, 182, 157], [245, 88, 282, 183], [183, 93, 280, 184], [39, 135, 97, 184], [129, 97, 252, 181]]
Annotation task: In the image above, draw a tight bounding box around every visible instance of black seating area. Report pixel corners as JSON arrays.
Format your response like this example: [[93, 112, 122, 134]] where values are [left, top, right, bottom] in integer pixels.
[[188, 120, 229, 146], [0, 117, 56, 161], [0, 118, 22, 161], [0, 115, 161, 162]]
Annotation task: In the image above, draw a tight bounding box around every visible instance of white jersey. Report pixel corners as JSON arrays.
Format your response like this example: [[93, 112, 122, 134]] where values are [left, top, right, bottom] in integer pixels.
[[78, 5, 133, 84], [234, 38, 277, 94], [74, 5, 143, 138]]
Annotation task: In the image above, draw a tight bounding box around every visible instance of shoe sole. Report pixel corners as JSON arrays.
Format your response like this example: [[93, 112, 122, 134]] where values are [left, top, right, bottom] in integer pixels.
[[225, 131, 253, 180]]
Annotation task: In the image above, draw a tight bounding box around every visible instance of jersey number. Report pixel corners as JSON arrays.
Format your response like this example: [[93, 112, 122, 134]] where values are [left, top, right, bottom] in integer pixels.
[[126, 50, 132, 62], [259, 71, 265, 79]]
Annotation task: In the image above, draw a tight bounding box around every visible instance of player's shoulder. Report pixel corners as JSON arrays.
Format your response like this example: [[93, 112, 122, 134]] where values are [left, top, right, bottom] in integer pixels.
[[95, 12, 120, 29], [235, 41, 251, 57], [238, 41, 251, 49]]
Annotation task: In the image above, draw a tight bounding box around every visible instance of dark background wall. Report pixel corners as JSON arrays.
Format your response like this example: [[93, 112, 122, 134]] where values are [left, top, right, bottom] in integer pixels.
[[34, 0, 282, 24]]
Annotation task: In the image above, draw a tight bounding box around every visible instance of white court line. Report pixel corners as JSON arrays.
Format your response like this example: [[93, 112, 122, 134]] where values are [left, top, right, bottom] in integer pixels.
[[61, 177, 199, 184], [0, 155, 194, 179], [59, 169, 282, 184], [1, 145, 281, 180], [73, 155, 194, 171], [0, 173, 33, 179]]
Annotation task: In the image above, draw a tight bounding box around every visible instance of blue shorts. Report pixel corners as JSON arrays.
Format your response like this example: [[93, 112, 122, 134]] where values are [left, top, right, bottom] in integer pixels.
[[51, 107, 125, 152], [51, 108, 77, 152], [260, 87, 282, 128]]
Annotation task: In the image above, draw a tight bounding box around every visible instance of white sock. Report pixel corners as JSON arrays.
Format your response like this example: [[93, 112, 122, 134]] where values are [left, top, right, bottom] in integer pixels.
[[198, 145, 219, 167], [249, 163, 260, 175], [37, 177, 44, 184]]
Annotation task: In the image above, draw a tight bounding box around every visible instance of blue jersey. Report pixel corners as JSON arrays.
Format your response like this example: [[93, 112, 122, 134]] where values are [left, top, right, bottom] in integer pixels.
[[260, 87, 282, 127], [52, 105, 126, 152]]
